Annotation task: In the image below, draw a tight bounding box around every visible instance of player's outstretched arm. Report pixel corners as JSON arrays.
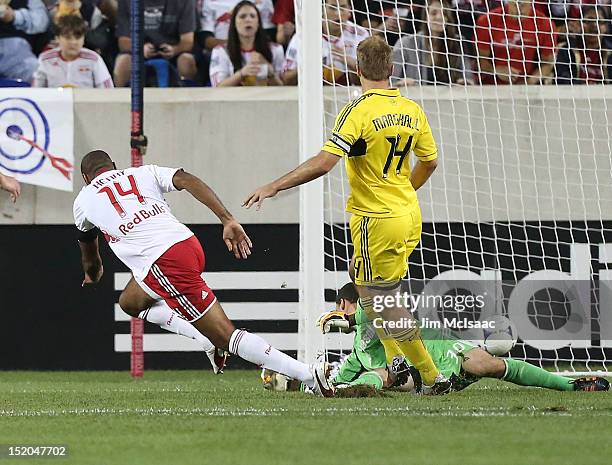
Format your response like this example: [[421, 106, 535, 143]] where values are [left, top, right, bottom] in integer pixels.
[[78, 234, 103, 286], [172, 170, 252, 259], [243, 150, 340, 210], [0, 173, 21, 203], [410, 159, 438, 191]]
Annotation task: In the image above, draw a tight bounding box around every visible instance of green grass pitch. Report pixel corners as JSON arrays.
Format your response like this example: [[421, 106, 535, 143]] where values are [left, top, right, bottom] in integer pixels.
[[1, 370, 611, 465]]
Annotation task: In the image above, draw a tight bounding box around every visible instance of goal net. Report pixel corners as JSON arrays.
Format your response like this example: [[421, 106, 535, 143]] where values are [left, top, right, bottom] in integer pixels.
[[296, 0, 612, 375]]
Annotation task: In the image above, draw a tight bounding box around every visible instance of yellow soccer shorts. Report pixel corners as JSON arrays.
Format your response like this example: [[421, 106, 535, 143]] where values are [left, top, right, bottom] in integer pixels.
[[349, 211, 422, 286]]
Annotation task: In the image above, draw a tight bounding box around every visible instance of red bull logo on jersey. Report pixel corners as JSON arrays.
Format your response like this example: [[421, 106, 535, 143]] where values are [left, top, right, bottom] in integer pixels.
[[118, 203, 166, 235]]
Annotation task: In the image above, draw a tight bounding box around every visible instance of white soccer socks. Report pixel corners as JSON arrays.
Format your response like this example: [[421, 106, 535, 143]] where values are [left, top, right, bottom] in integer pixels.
[[138, 301, 214, 353], [229, 329, 314, 386]]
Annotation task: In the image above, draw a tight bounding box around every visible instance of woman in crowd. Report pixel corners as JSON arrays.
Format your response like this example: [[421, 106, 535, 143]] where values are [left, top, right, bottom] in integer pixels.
[[391, 0, 472, 86], [209, 0, 283, 87]]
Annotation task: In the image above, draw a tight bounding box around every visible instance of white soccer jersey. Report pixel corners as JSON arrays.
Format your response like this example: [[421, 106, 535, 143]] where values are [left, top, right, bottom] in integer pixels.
[[73, 165, 193, 280], [283, 22, 369, 74], [201, 0, 274, 40], [209, 43, 285, 86], [282, 34, 298, 72], [34, 48, 113, 88]]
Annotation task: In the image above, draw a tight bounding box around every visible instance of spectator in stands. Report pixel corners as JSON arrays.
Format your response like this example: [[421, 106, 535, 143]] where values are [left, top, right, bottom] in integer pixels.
[[547, 0, 575, 31], [281, 0, 369, 85], [200, 0, 275, 51], [370, 2, 416, 46], [475, 0, 557, 85], [350, 0, 372, 27], [0, 0, 49, 83], [34, 14, 113, 87], [53, 0, 115, 23], [209, 0, 282, 86], [549, 0, 612, 37], [271, 0, 293, 47], [392, 0, 471, 86], [114, 0, 197, 87], [49, 1, 118, 71], [556, 5, 611, 84], [451, 0, 499, 40], [51, 0, 117, 28]]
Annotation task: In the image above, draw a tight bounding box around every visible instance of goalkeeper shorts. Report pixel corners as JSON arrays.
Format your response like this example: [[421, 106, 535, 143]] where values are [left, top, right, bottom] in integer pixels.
[[349, 211, 421, 286]]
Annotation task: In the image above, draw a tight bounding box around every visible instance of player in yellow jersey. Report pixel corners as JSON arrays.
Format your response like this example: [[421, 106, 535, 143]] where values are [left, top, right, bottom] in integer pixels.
[[244, 36, 450, 394]]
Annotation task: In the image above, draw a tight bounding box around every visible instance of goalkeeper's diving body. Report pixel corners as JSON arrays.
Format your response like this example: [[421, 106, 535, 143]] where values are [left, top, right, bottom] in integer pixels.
[[264, 283, 610, 393], [244, 36, 449, 394]]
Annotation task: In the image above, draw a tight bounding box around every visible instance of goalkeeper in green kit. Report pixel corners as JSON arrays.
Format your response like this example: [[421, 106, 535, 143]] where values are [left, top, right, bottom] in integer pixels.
[[262, 283, 609, 394]]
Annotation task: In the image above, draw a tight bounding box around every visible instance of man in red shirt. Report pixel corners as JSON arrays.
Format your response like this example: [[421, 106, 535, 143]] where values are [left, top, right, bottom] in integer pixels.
[[272, 0, 294, 46], [475, 0, 557, 84]]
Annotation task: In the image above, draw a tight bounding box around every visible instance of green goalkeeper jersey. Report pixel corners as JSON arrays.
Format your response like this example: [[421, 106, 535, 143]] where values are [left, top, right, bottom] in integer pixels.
[[333, 306, 387, 384], [353, 304, 382, 355], [333, 312, 478, 385]]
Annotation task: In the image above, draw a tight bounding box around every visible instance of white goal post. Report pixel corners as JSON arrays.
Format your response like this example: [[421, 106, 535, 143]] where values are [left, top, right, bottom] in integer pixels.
[[296, 0, 326, 363], [296, 0, 612, 376]]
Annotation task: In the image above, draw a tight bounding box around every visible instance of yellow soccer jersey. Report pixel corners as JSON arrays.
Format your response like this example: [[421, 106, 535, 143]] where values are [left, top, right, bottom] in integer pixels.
[[322, 88, 437, 218]]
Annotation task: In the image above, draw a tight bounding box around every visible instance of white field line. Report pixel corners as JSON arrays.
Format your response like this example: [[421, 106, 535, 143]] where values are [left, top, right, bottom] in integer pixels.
[[0, 406, 606, 418]]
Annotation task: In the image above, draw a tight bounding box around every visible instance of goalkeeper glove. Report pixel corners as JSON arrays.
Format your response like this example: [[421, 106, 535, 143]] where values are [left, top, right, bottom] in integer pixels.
[[316, 310, 352, 334]]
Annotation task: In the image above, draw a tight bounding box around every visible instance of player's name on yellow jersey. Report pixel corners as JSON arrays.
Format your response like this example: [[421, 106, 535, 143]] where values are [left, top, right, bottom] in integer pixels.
[[322, 88, 438, 218], [372, 113, 419, 132]]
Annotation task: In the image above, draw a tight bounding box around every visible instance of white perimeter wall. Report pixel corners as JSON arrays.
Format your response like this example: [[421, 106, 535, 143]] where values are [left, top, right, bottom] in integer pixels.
[[1, 86, 610, 225]]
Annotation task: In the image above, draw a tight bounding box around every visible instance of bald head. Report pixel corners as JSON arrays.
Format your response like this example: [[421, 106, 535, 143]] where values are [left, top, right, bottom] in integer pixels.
[[81, 150, 114, 182]]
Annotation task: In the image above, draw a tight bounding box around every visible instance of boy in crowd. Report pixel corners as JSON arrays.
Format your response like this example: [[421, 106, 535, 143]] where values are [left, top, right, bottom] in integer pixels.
[[34, 14, 113, 88]]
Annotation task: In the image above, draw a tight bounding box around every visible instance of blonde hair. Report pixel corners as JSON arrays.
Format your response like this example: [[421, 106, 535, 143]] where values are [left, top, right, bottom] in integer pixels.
[[356, 36, 393, 81]]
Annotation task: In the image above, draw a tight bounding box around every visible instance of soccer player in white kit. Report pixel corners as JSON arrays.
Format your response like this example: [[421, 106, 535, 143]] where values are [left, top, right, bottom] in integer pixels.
[[74, 150, 334, 396]]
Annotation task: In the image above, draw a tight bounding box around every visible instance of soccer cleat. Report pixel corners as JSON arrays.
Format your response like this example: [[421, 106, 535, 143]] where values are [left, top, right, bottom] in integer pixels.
[[206, 347, 228, 374], [389, 356, 417, 389], [448, 370, 480, 392], [572, 377, 610, 392], [421, 374, 453, 396], [309, 362, 336, 397]]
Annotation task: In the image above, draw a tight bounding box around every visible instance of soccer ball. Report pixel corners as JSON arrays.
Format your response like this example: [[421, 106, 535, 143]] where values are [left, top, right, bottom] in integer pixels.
[[482, 316, 518, 356], [261, 368, 289, 392]]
